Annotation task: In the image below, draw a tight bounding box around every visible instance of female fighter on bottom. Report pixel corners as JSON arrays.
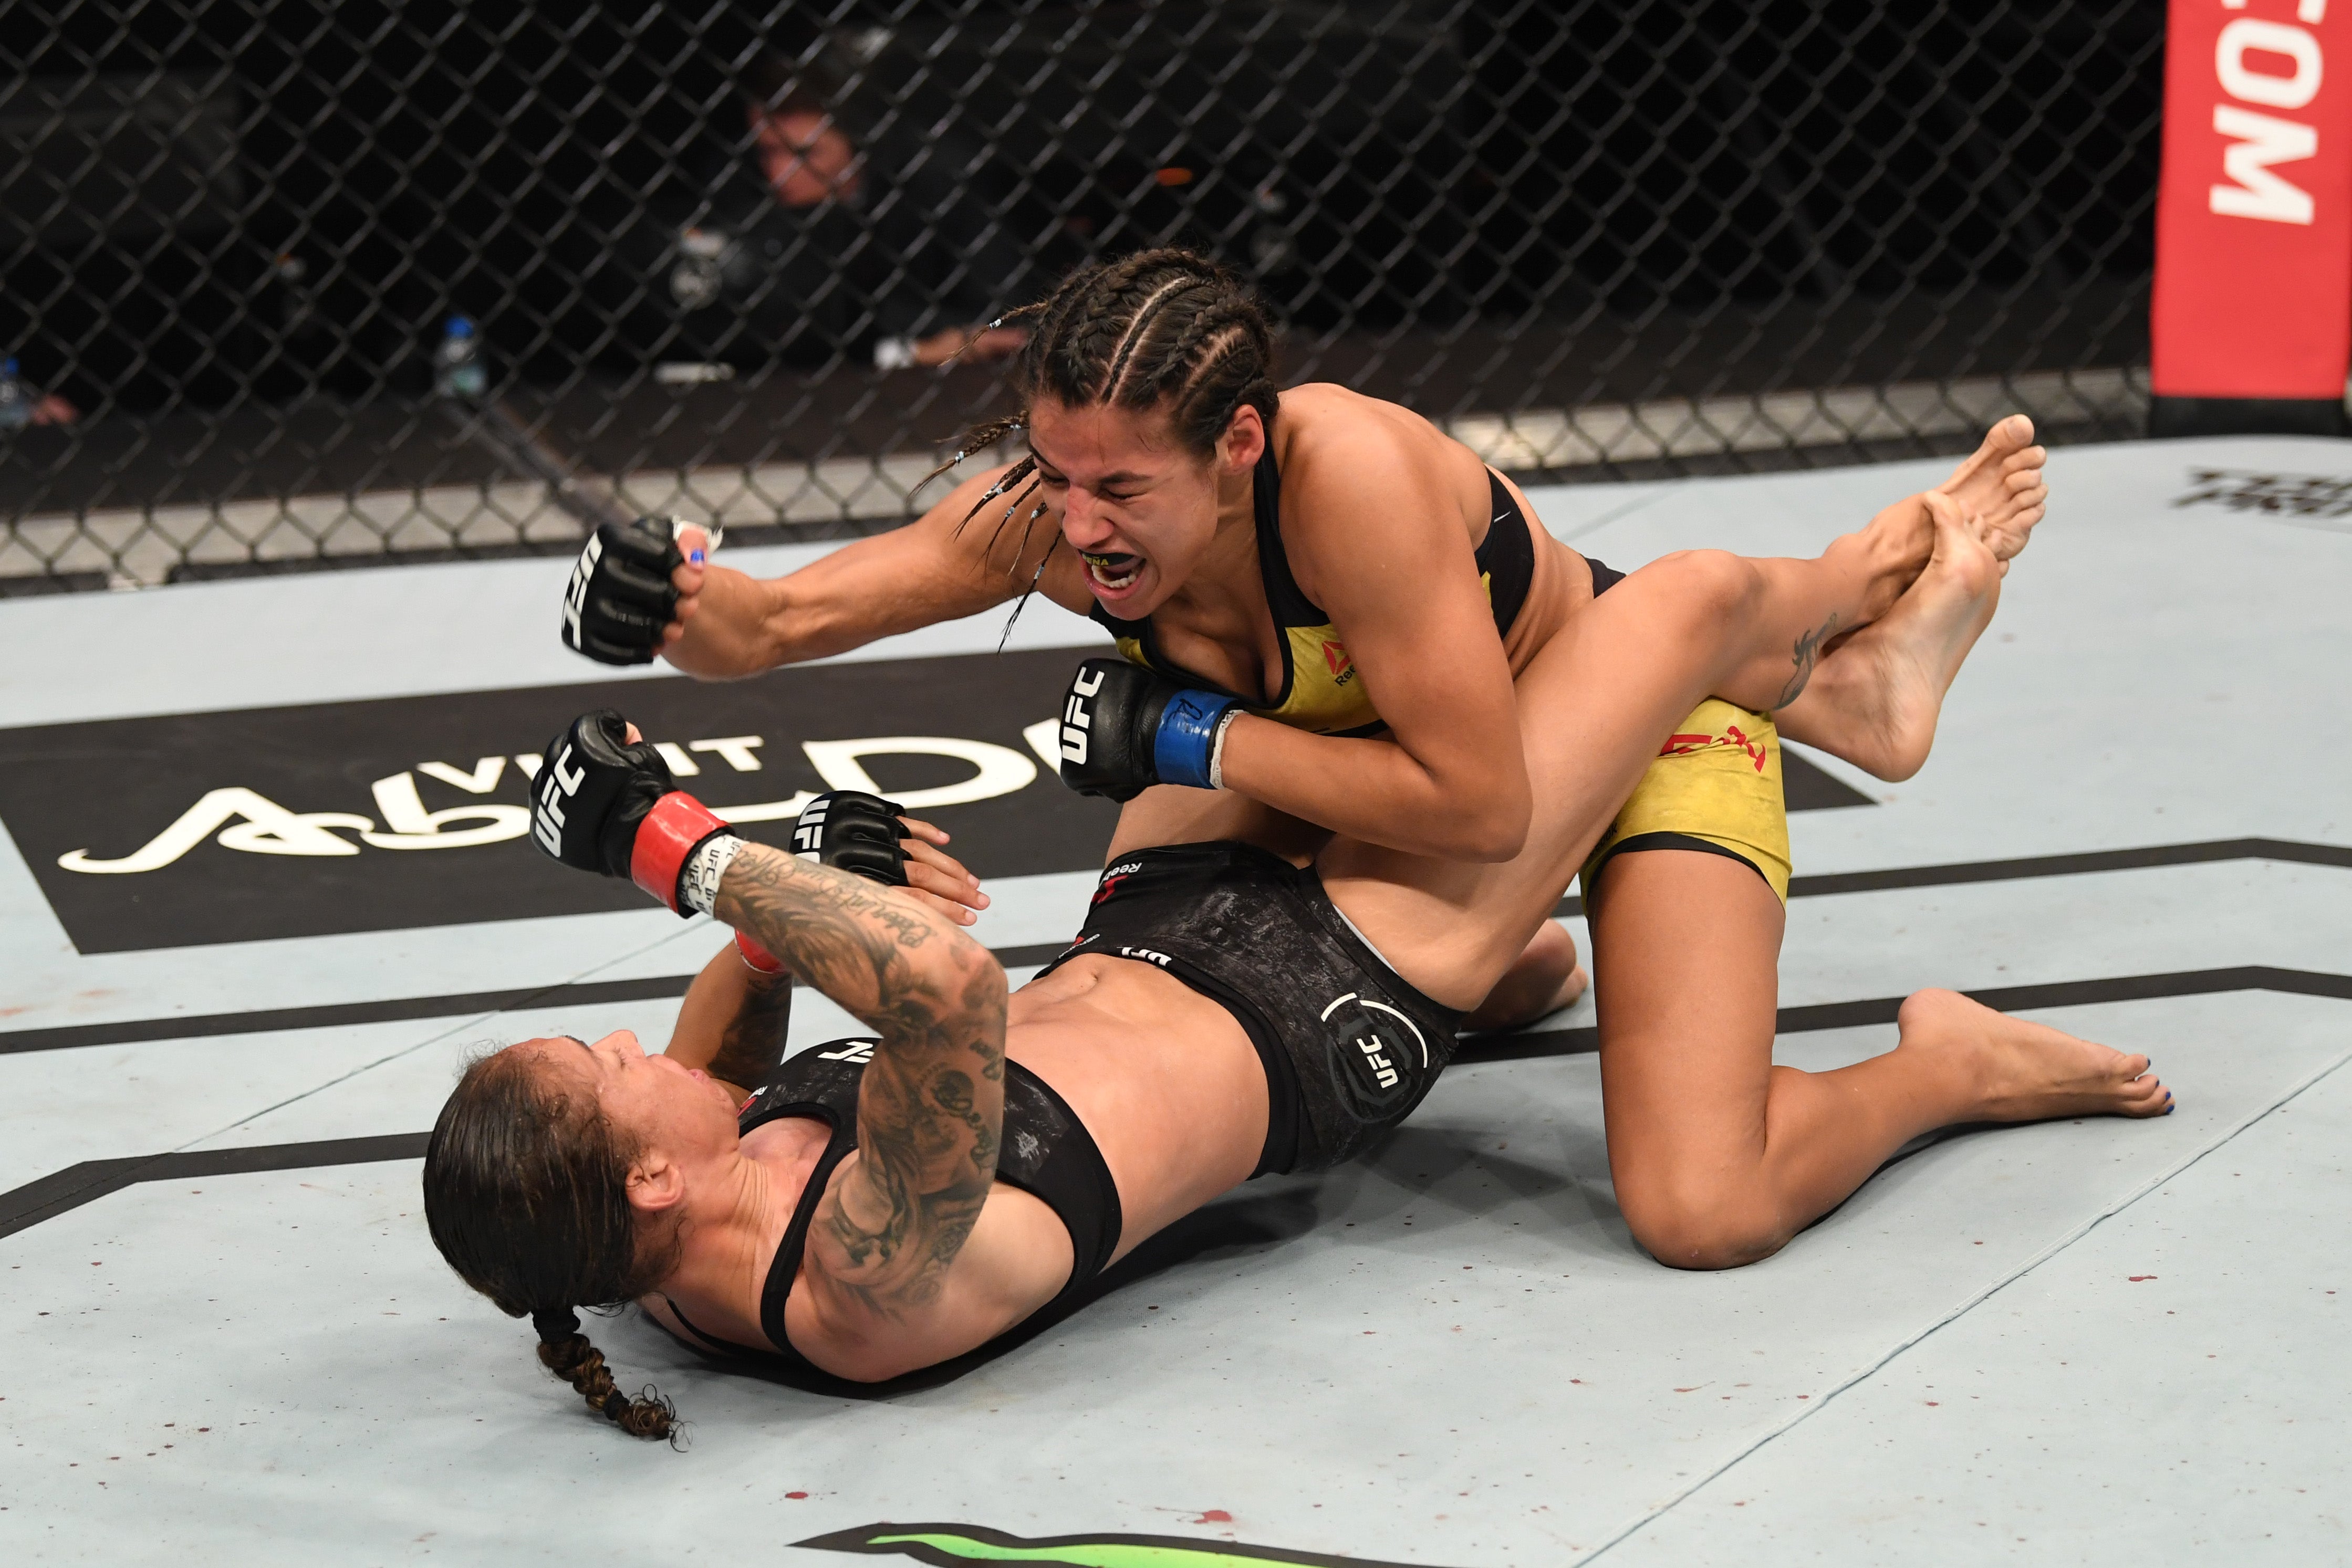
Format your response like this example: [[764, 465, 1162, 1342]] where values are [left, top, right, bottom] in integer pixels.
[[428, 509, 2168, 1439]]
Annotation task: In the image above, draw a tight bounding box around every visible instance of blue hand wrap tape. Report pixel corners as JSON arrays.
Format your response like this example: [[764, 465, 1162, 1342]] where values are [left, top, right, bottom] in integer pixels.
[[1152, 688, 1238, 789]]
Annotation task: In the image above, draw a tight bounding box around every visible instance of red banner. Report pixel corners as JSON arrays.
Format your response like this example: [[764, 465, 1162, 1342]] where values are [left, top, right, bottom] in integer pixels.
[[2152, 0, 2352, 399]]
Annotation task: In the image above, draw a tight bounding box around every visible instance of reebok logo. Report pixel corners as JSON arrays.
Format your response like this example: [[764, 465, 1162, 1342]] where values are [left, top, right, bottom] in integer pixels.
[[1659, 725, 1769, 773]]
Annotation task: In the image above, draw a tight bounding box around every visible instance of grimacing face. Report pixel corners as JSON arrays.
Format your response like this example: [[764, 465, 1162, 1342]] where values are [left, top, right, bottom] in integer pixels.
[[1028, 398, 1262, 618]]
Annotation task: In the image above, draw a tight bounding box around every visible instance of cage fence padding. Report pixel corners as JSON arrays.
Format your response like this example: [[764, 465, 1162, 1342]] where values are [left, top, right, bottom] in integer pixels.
[[3, 2, 2161, 587]]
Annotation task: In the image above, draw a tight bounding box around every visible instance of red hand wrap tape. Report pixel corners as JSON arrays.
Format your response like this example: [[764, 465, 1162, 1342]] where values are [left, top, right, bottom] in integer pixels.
[[735, 929, 786, 975], [629, 791, 729, 911]]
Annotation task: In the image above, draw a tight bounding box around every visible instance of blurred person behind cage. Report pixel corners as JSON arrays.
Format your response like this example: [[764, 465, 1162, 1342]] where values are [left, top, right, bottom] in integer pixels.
[[621, 49, 1032, 375]]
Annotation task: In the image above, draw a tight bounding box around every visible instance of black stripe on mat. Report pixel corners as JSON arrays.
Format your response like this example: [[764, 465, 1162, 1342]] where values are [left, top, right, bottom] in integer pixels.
[[8, 965, 2348, 1241], [1550, 836, 2352, 918], [1456, 965, 2352, 1063], [1, 1134, 428, 1240], [0, 941, 1077, 1057], [5, 837, 2345, 1057]]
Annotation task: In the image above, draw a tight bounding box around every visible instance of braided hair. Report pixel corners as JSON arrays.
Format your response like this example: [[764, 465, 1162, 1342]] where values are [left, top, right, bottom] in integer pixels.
[[423, 1048, 683, 1444], [930, 249, 1281, 639]]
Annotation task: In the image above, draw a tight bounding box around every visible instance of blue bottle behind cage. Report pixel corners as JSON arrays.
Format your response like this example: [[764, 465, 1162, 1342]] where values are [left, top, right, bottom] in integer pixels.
[[433, 317, 487, 401], [0, 358, 30, 432]]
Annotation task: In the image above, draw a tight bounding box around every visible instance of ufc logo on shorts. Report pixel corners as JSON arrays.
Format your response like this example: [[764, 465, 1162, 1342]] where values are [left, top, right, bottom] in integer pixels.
[[561, 534, 602, 649], [1321, 991, 1428, 1096], [530, 741, 586, 855], [817, 1040, 876, 1063], [1119, 945, 1173, 967], [1061, 666, 1104, 765]]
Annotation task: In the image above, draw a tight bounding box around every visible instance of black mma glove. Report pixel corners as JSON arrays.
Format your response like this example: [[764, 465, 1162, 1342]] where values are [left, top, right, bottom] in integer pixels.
[[559, 516, 715, 665], [1055, 656, 1241, 802], [530, 709, 736, 915], [791, 790, 911, 887], [730, 790, 914, 976]]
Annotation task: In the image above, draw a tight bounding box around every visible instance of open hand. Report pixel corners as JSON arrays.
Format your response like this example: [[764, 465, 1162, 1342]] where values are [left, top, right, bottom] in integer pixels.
[[893, 814, 990, 926]]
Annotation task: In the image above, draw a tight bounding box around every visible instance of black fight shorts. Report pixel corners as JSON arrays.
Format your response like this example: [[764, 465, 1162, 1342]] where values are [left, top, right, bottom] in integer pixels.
[[1039, 842, 1464, 1176]]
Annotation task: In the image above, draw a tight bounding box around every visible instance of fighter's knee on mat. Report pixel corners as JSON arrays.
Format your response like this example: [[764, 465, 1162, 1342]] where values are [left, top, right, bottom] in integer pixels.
[[1616, 1177, 1792, 1272], [1461, 921, 1585, 1033]]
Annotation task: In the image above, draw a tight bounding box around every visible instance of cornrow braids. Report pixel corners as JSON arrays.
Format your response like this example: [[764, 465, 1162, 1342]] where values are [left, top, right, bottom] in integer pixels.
[[937, 300, 1050, 371], [930, 247, 1281, 486], [920, 414, 1029, 494], [424, 1048, 685, 1445], [1099, 274, 1217, 403], [918, 250, 1279, 643], [1024, 248, 1280, 454], [994, 508, 1060, 653]]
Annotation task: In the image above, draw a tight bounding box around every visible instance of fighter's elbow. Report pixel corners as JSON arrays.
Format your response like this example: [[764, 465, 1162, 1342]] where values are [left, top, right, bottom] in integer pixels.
[[1427, 784, 1531, 863], [1459, 810, 1531, 863], [927, 923, 1010, 1021]]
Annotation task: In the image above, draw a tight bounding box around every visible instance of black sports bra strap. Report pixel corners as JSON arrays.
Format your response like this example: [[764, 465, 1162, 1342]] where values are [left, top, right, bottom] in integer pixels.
[[659, 1293, 764, 1358], [649, 1109, 853, 1367], [1251, 444, 1324, 623], [1476, 468, 1536, 635], [755, 1123, 859, 1365], [650, 1128, 855, 1374]]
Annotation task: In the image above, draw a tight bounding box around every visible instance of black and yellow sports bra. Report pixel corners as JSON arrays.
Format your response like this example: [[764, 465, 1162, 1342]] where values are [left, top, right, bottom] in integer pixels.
[[1088, 446, 1538, 738]]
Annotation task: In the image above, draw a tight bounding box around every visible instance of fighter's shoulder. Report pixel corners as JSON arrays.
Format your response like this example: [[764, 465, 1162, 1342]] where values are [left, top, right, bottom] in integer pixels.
[[1275, 386, 1482, 588], [1277, 385, 1467, 506]]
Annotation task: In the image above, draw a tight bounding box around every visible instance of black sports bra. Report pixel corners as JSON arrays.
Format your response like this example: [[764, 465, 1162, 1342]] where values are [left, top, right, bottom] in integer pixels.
[[1090, 446, 1537, 737], [660, 1039, 1122, 1378]]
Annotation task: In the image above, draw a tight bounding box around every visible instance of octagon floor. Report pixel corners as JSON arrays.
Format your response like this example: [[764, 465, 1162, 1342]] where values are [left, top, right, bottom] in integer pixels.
[[2, 435, 2346, 1566]]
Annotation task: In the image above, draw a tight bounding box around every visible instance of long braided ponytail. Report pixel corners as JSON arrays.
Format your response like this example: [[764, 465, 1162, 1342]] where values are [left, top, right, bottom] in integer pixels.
[[424, 1048, 684, 1445], [927, 248, 1281, 638]]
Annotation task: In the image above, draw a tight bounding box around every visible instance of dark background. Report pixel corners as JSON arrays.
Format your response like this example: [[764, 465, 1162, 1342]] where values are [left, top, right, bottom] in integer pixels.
[[3, 1, 2161, 578]]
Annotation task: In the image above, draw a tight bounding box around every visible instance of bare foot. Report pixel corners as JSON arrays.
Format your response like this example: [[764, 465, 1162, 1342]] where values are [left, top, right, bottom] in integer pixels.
[[1464, 921, 1589, 1032], [1828, 415, 2044, 630], [1774, 492, 2000, 780], [1896, 987, 2172, 1122], [1937, 413, 2047, 569]]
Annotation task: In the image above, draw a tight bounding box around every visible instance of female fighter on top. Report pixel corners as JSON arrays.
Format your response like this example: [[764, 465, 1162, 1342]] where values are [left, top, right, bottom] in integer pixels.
[[541, 248, 2088, 1271], [558, 249, 2049, 1023], [431, 545, 2168, 1442]]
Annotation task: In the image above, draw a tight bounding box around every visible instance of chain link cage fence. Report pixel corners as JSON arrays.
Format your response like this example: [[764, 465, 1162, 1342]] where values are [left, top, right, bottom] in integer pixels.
[[3, 1, 2161, 591]]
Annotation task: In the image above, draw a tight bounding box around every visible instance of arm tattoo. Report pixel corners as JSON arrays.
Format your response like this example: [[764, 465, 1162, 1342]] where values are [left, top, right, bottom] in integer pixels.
[[705, 971, 793, 1093], [1775, 611, 1841, 707], [712, 844, 1007, 1319]]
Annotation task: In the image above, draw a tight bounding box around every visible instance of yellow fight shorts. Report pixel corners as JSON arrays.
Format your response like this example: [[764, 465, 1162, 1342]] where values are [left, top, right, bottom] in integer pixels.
[[1579, 697, 1792, 905]]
